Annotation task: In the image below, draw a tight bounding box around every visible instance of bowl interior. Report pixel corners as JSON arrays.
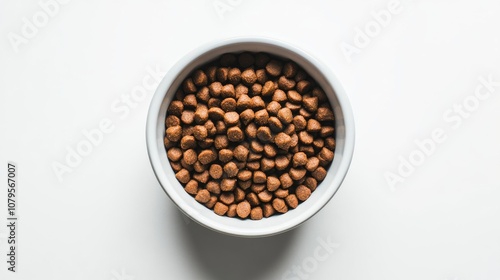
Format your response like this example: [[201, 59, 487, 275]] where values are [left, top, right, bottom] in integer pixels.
[[148, 39, 354, 237]]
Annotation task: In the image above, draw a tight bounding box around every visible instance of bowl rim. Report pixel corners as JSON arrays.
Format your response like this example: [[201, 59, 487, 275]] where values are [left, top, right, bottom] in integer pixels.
[[146, 36, 355, 237]]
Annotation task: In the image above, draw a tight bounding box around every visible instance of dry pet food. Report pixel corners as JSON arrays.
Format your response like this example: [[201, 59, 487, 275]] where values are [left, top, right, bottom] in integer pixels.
[[165, 52, 335, 220]]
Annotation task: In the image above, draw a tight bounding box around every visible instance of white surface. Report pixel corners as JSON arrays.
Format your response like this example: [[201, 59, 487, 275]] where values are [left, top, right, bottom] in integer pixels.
[[0, 0, 499, 279]]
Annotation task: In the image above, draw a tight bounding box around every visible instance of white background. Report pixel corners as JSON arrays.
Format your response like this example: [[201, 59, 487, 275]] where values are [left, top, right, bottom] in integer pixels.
[[1, 0, 500, 279]]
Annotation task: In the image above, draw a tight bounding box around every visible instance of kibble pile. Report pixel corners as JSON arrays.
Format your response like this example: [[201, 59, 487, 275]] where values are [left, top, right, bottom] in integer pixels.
[[164, 52, 335, 220]]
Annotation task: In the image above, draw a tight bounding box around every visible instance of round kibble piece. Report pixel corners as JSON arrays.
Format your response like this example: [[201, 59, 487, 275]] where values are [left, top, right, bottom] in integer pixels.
[[236, 201, 251, 219], [250, 207, 263, 220], [194, 189, 210, 203], [256, 126, 272, 142], [175, 169, 190, 184], [198, 149, 217, 165], [224, 162, 239, 177], [227, 127, 244, 142], [167, 147, 183, 162], [183, 149, 197, 165], [166, 126, 182, 142], [296, 185, 312, 201], [221, 179, 236, 191], [272, 198, 288, 213], [241, 69, 257, 85], [184, 180, 198, 195], [277, 108, 293, 124], [206, 181, 221, 194], [293, 152, 308, 167], [224, 111, 240, 126], [274, 133, 292, 150], [214, 202, 229, 216], [285, 194, 299, 208], [267, 176, 281, 192], [266, 60, 283, 76]]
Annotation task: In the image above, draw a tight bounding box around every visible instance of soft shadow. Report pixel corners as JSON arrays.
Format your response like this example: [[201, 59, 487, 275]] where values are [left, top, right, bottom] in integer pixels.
[[176, 210, 301, 280]]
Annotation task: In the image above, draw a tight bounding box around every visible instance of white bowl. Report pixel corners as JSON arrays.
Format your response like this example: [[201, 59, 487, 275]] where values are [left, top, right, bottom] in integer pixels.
[[146, 37, 355, 238]]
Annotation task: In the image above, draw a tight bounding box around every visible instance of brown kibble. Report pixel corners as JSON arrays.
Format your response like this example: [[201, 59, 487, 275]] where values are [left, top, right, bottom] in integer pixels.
[[312, 87, 328, 103], [193, 125, 208, 141], [193, 161, 206, 173], [250, 207, 263, 220], [285, 194, 299, 208], [184, 180, 199, 195], [260, 157, 275, 172], [263, 203, 275, 217], [253, 171, 267, 184], [293, 152, 308, 167], [234, 187, 246, 202], [219, 192, 235, 205], [208, 82, 223, 97], [279, 173, 294, 189], [221, 98, 237, 112], [237, 170, 252, 181], [198, 149, 217, 164], [251, 96, 265, 110], [318, 147, 334, 163], [278, 76, 296, 91], [316, 107, 335, 121], [312, 166, 327, 181], [237, 95, 253, 111], [266, 60, 283, 76], [224, 161, 239, 177], [254, 109, 269, 125], [283, 62, 298, 78], [266, 101, 281, 116], [320, 126, 335, 137], [274, 132, 292, 150], [286, 101, 301, 111], [194, 189, 210, 203], [218, 149, 233, 162], [325, 137, 336, 150], [221, 178, 237, 191], [296, 185, 312, 201], [245, 123, 258, 138], [228, 68, 241, 85], [248, 151, 262, 161], [250, 140, 264, 153], [267, 176, 281, 192], [272, 198, 288, 213], [166, 126, 182, 142], [183, 78, 197, 93], [215, 120, 227, 134], [216, 67, 228, 83], [205, 195, 217, 209], [224, 111, 240, 126], [289, 168, 307, 181], [296, 80, 312, 94], [293, 115, 307, 131], [166, 115, 181, 127], [236, 201, 251, 218], [197, 87, 210, 103], [206, 180, 221, 194], [193, 170, 210, 183], [239, 180, 252, 190], [170, 161, 182, 172], [246, 192, 260, 206], [305, 157, 320, 172], [183, 149, 198, 165], [214, 202, 229, 216], [240, 109, 255, 125], [206, 66, 217, 83], [299, 108, 313, 118], [208, 98, 221, 108], [261, 81, 275, 97], [181, 110, 195, 125], [307, 119, 321, 132], [235, 84, 248, 99], [241, 69, 257, 86], [251, 184, 266, 194], [263, 144, 277, 157], [258, 190, 273, 203], [283, 124, 295, 135], [256, 126, 272, 143], [277, 108, 293, 124], [275, 155, 290, 170], [273, 89, 287, 102], [193, 70, 208, 86], [167, 147, 183, 162], [251, 83, 262, 95], [303, 96, 318, 112], [304, 177, 318, 191], [227, 126, 244, 142], [255, 53, 270, 68], [298, 131, 314, 144], [238, 52, 254, 68], [313, 138, 324, 150], [208, 163, 223, 178], [214, 135, 229, 150], [208, 107, 225, 120], [168, 100, 183, 116], [194, 105, 209, 124], [300, 145, 314, 156], [275, 188, 289, 199], [287, 90, 302, 104], [268, 117, 283, 132], [227, 204, 237, 217], [221, 84, 235, 98], [256, 69, 267, 84], [183, 94, 197, 108], [233, 145, 249, 161]]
